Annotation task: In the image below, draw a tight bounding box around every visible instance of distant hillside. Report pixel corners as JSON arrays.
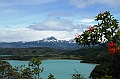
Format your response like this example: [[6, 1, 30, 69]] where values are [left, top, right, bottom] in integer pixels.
[[0, 47, 61, 56], [61, 46, 113, 64], [0, 47, 67, 60], [0, 36, 79, 49]]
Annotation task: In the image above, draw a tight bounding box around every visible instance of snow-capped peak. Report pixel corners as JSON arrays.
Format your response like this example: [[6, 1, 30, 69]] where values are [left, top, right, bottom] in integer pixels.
[[42, 36, 75, 43], [43, 36, 58, 42]]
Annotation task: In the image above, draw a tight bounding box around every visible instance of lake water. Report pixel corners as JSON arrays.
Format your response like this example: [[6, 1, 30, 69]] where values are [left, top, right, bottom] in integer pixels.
[[7, 60, 97, 79]]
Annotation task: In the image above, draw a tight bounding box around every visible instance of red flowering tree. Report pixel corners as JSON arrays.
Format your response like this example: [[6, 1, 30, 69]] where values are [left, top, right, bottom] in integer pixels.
[[75, 11, 120, 55]]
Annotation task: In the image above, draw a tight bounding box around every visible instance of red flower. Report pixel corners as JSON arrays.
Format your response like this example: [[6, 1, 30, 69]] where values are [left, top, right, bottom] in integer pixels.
[[108, 41, 119, 55], [108, 41, 115, 47], [74, 34, 81, 43], [100, 12, 104, 16], [88, 26, 94, 32], [74, 34, 80, 40], [108, 46, 119, 55]]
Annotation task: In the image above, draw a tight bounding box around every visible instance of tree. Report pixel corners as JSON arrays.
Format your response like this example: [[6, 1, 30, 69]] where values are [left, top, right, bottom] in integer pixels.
[[0, 60, 12, 79], [0, 57, 43, 79], [13, 64, 34, 79], [75, 11, 120, 55], [74, 11, 120, 78], [28, 57, 44, 79], [7, 57, 44, 79], [47, 73, 56, 79], [71, 69, 86, 79]]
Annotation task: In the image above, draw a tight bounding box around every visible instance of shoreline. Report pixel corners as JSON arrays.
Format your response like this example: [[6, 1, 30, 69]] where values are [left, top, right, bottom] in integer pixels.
[[0, 55, 99, 64], [0, 55, 81, 60]]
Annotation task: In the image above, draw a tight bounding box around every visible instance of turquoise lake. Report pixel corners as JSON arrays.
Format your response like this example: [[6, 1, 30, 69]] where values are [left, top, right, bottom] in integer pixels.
[[7, 60, 97, 79]]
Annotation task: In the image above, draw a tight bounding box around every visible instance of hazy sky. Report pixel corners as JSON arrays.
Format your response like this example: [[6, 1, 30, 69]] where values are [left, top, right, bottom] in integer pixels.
[[0, 0, 120, 42]]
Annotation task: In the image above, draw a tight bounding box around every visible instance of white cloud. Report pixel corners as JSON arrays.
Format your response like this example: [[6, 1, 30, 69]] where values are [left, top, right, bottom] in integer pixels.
[[69, 0, 88, 9], [97, 0, 120, 8], [0, 18, 89, 42], [69, 0, 120, 9], [0, 0, 56, 6], [47, 11, 74, 17], [28, 18, 80, 31], [0, 9, 18, 14], [0, 27, 81, 42], [81, 19, 94, 23]]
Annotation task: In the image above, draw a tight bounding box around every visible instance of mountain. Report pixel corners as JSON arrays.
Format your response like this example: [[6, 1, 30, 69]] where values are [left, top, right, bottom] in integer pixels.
[[0, 36, 80, 49]]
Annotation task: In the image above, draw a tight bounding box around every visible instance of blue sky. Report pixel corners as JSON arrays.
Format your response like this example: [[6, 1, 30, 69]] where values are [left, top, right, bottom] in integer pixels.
[[0, 0, 120, 42]]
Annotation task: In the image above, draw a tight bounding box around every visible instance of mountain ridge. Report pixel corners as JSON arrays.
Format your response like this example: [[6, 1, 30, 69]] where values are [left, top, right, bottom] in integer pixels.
[[0, 36, 79, 49]]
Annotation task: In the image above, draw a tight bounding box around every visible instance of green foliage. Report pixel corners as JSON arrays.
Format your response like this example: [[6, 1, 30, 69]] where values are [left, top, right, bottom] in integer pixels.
[[47, 73, 56, 79], [29, 57, 43, 79], [71, 69, 86, 79], [0, 47, 62, 60], [0, 57, 43, 79], [62, 46, 112, 64], [75, 11, 120, 48], [99, 75, 113, 79], [90, 63, 112, 79], [75, 11, 120, 79], [14, 65, 34, 79], [0, 47, 60, 56], [0, 60, 12, 78]]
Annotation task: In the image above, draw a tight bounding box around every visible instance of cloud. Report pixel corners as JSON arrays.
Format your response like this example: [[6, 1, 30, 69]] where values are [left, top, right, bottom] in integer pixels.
[[0, 9, 18, 14], [0, 21, 89, 42], [0, 0, 56, 6], [0, 28, 43, 42], [69, 0, 89, 9], [47, 11, 74, 17], [0, 28, 32, 42], [28, 18, 81, 31], [69, 0, 120, 9], [81, 18, 94, 23], [97, 0, 120, 8], [3, 26, 10, 28], [0, 27, 81, 42]]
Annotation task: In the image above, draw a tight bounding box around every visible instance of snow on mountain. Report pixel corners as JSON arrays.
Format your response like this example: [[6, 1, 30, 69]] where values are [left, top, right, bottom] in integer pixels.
[[0, 36, 78, 49], [42, 36, 58, 42], [41, 36, 75, 43], [33, 36, 75, 43]]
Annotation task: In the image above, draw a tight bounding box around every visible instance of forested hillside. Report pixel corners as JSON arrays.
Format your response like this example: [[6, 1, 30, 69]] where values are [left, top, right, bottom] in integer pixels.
[[62, 46, 113, 64], [0, 47, 61, 55], [0, 46, 113, 62], [0, 46, 118, 78], [0, 47, 63, 60]]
